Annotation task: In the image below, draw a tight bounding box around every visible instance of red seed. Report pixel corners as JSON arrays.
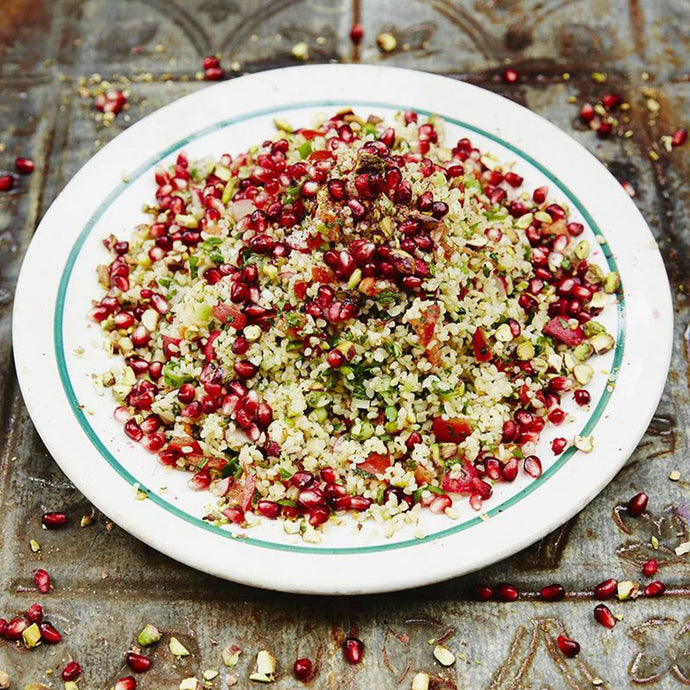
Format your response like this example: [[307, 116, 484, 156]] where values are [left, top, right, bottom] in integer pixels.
[[594, 578, 617, 600], [523, 455, 542, 479], [594, 604, 617, 629], [502, 457, 519, 482], [532, 186, 548, 204], [0, 174, 15, 191], [574, 389, 591, 406], [0, 618, 6, 636], [205, 66, 224, 81], [495, 583, 519, 602], [34, 568, 51, 594], [671, 128, 687, 147], [540, 583, 565, 601], [39, 621, 62, 643], [580, 103, 596, 123], [349, 23, 364, 45], [327, 349, 345, 368], [62, 661, 82, 681], [601, 93, 622, 110], [502, 68, 518, 84], [202, 55, 220, 70], [504, 171, 523, 187], [257, 500, 281, 519], [126, 652, 152, 672], [475, 585, 494, 601], [41, 511, 67, 529], [15, 157, 35, 174], [294, 657, 313, 681], [26, 603, 43, 622], [551, 437, 567, 455], [234, 360, 258, 379], [642, 558, 658, 577], [343, 637, 364, 664], [597, 120, 613, 138], [4, 617, 28, 640], [556, 635, 580, 658], [627, 492, 648, 517], [114, 678, 137, 690], [644, 580, 666, 597]]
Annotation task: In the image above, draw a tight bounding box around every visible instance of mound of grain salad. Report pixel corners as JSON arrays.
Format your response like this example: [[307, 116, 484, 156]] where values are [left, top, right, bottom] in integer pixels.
[[92, 108, 618, 539]]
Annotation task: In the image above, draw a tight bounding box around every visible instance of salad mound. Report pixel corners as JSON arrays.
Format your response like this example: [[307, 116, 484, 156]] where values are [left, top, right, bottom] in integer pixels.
[[92, 109, 617, 540]]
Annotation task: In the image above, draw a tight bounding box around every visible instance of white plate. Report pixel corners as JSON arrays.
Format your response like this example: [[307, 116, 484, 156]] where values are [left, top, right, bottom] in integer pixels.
[[13, 65, 672, 594]]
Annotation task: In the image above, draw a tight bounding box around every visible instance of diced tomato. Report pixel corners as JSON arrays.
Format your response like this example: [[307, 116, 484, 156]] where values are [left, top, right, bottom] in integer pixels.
[[409, 304, 440, 348], [212, 303, 247, 331], [299, 129, 326, 141], [414, 464, 437, 486], [204, 330, 221, 361], [543, 317, 585, 346], [307, 234, 327, 251], [358, 453, 391, 478], [472, 327, 492, 362], [432, 417, 472, 442], [294, 280, 308, 300], [167, 437, 202, 455], [226, 474, 256, 511], [312, 266, 334, 283]]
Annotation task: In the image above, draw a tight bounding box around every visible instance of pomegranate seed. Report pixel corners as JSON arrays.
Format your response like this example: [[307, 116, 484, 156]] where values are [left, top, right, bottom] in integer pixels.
[[39, 621, 62, 643], [205, 66, 224, 81], [27, 603, 43, 622], [256, 500, 281, 519], [15, 157, 35, 174], [343, 637, 364, 664], [502, 68, 518, 84], [540, 583, 565, 601], [644, 580, 666, 597], [556, 635, 580, 658], [348, 198, 366, 220], [5, 617, 28, 640], [42, 511, 68, 528], [0, 174, 15, 191], [475, 585, 493, 601], [484, 456, 502, 480], [328, 178, 347, 200], [551, 437, 567, 455], [327, 349, 345, 368], [642, 558, 658, 577], [429, 494, 452, 514], [349, 23, 364, 45], [523, 455, 542, 478], [294, 656, 313, 681], [125, 419, 143, 441], [114, 678, 137, 690], [628, 492, 648, 517], [495, 583, 519, 602], [601, 93, 622, 110], [234, 360, 258, 379], [574, 389, 591, 406], [502, 457, 519, 482], [532, 186, 548, 204], [594, 603, 617, 629], [202, 55, 219, 70], [597, 120, 613, 138], [126, 652, 152, 672], [671, 128, 687, 147], [62, 661, 82, 681], [308, 507, 329, 526], [504, 171, 523, 187], [580, 103, 595, 122], [34, 568, 51, 594], [298, 488, 325, 510], [0, 619, 5, 636], [594, 578, 618, 600]]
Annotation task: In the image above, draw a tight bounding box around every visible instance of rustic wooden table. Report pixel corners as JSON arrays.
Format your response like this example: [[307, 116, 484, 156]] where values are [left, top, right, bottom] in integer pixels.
[[0, 1, 688, 688]]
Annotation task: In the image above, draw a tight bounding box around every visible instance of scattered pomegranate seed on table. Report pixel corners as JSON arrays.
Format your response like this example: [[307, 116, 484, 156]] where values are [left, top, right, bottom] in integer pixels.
[[14, 157, 34, 174], [343, 637, 364, 664], [594, 578, 618, 600], [593, 604, 617, 629], [94, 89, 127, 116], [203, 54, 224, 81], [42, 511, 68, 528], [671, 127, 687, 147], [475, 585, 494, 601], [644, 580, 666, 597], [551, 437, 567, 454], [33, 568, 51, 594], [26, 603, 43, 622], [114, 677, 137, 690], [0, 174, 14, 192], [502, 68, 518, 84], [540, 583, 565, 601], [38, 621, 62, 643], [495, 583, 519, 602], [126, 651, 152, 672], [642, 558, 658, 577], [62, 661, 82, 681], [627, 492, 648, 517], [293, 657, 313, 681], [349, 23, 364, 45], [557, 634, 581, 657]]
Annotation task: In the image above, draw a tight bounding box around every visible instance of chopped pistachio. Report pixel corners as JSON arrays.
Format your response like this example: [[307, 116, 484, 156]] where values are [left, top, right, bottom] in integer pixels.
[[272, 117, 292, 133], [377, 31, 397, 52], [574, 434, 594, 453], [604, 271, 620, 293], [249, 673, 273, 683], [80, 513, 94, 527], [256, 650, 277, 678], [583, 321, 606, 338], [169, 636, 190, 657], [515, 212, 533, 229], [573, 342, 594, 361], [495, 323, 513, 342], [516, 341, 535, 360], [347, 268, 362, 289], [291, 42, 309, 61], [651, 536, 659, 549], [22, 623, 42, 649], [675, 541, 690, 556], [573, 240, 590, 260], [617, 580, 639, 600], [573, 364, 594, 385], [669, 470, 681, 481], [65, 684, 79, 690], [592, 71, 607, 82], [30, 539, 41, 552], [433, 644, 456, 666], [591, 332, 615, 354], [589, 292, 608, 311], [179, 678, 200, 690], [137, 624, 162, 647], [203, 669, 219, 680], [223, 644, 243, 667], [412, 672, 430, 690]]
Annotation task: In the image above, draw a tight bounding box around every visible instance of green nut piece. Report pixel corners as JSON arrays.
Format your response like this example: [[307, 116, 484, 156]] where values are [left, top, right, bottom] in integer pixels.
[[604, 271, 620, 293], [573, 240, 590, 260], [582, 320, 606, 338], [351, 420, 375, 441], [137, 624, 162, 647], [590, 332, 615, 354], [573, 342, 594, 361]]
